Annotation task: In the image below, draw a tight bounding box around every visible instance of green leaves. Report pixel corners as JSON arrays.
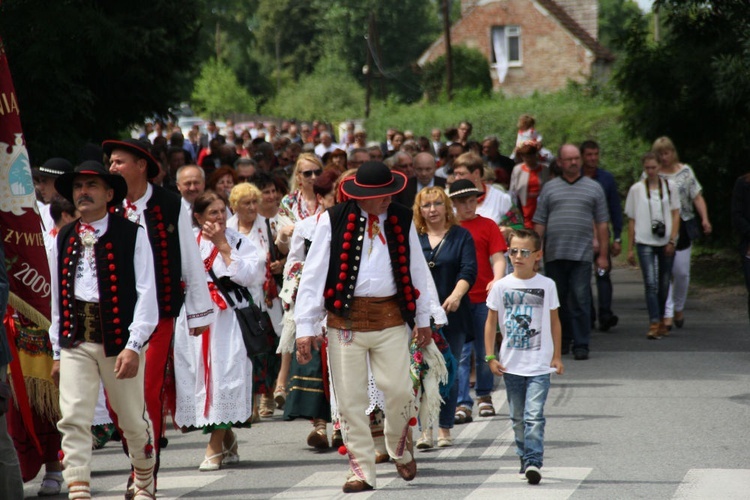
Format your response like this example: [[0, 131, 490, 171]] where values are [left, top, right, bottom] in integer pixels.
[[191, 59, 257, 119]]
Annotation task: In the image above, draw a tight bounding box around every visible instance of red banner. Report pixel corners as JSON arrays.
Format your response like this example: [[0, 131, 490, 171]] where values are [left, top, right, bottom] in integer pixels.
[[0, 36, 51, 328]]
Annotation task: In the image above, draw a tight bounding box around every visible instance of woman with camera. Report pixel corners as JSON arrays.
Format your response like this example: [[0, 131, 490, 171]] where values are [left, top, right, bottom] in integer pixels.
[[625, 153, 681, 339]]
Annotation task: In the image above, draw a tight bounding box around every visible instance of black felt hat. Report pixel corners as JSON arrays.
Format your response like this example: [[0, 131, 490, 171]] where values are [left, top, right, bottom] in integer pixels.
[[32, 158, 74, 179], [55, 161, 128, 207], [339, 161, 407, 200], [448, 179, 482, 199], [102, 138, 160, 179]]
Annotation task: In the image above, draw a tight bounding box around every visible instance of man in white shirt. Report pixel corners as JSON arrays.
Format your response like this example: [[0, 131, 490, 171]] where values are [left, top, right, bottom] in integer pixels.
[[49, 161, 159, 499], [314, 131, 338, 158], [175, 164, 205, 216], [103, 139, 214, 494], [295, 162, 433, 493]]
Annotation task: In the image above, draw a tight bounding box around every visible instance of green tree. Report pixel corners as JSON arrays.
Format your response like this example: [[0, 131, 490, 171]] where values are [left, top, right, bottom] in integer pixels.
[[191, 59, 257, 119], [598, 0, 647, 54], [0, 0, 201, 163], [615, 0, 750, 241], [421, 45, 492, 102]]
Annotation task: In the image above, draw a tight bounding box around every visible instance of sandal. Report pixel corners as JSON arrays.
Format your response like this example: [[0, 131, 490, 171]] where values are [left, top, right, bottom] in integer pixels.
[[307, 419, 329, 449], [222, 431, 239, 465], [477, 396, 496, 417], [273, 386, 287, 410], [454, 406, 473, 424], [199, 452, 224, 471], [38, 472, 64, 496], [259, 393, 276, 418], [416, 429, 433, 450]]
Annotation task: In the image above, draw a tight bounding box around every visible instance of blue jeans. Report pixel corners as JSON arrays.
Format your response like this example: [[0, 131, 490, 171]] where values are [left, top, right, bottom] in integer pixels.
[[636, 244, 674, 323], [544, 260, 592, 354], [503, 373, 550, 468], [457, 302, 494, 409], [438, 328, 465, 429]]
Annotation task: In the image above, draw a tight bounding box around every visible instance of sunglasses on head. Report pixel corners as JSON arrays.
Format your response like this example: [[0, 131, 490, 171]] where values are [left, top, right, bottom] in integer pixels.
[[509, 248, 535, 258], [301, 168, 323, 178]]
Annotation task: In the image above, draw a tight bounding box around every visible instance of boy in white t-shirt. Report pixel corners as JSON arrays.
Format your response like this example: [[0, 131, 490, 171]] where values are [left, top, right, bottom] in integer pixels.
[[484, 228, 564, 485]]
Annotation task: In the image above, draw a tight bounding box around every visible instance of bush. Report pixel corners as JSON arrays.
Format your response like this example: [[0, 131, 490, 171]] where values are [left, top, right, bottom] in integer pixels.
[[421, 45, 493, 102], [191, 59, 257, 119], [263, 67, 365, 123], [365, 82, 649, 193]]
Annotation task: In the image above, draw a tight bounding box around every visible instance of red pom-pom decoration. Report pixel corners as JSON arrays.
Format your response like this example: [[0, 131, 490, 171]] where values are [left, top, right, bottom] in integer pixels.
[[399, 256, 407, 264], [348, 213, 356, 221], [343, 242, 351, 250], [340, 263, 349, 271], [407, 302, 416, 311], [399, 266, 408, 274], [404, 286, 412, 294], [339, 272, 347, 281], [347, 223, 355, 231], [408, 417, 418, 426], [393, 226, 402, 234], [344, 233, 352, 241], [106, 242, 113, 250], [325, 288, 335, 298], [334, 300, 342, 309], [401, 276, 410, 284], [338, 445, 348, 455], [390, 216, 398, 224], [58, 450, 64, 462], [341, 253, 349, 261], [414, 289, 421, 299], [397, 245, 406, 254], [397, 234, 405, 243], [336, 283, 344, 292]]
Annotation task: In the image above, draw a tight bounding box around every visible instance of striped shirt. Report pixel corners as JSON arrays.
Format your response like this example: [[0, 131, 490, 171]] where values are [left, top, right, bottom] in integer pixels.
[[533, 175, 609, 262]]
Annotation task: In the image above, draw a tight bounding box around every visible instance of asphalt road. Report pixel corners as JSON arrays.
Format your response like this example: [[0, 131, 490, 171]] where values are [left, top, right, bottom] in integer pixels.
[[22, 267, 750, 499]]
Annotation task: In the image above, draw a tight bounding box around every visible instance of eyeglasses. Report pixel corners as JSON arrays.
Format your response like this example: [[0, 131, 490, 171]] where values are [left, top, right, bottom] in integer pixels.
[[301, 168, 323, 178], [420, 201, 445, 210], [509, 248, 536, 258]]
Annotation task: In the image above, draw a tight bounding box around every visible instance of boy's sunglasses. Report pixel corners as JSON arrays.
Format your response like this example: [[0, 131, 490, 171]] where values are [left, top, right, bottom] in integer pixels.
[[509, 248, 535, 258]]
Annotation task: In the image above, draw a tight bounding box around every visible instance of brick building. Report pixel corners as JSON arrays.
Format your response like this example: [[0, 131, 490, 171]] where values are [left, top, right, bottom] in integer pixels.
[[418, 0, 615, 96]]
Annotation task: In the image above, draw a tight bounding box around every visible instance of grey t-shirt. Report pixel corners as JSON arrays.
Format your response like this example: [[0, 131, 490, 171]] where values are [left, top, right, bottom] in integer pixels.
[[533, 176, 609, 262]]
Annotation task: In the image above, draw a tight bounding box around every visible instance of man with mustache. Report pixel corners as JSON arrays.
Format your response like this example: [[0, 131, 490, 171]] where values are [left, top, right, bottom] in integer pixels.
[[49, 161, 158, 499]]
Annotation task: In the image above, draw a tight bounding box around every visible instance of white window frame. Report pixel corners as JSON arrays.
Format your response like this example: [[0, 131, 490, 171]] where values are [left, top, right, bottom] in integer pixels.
[[491, 25, 523, 68]]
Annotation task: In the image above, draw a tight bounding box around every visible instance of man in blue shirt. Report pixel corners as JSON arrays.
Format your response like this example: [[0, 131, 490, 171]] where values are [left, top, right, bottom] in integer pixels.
[[581, 141, 623, 332]]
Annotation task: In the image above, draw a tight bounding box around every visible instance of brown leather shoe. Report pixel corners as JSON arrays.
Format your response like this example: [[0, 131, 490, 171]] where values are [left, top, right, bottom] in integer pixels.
[[375, 451, 390, 463], [395, 459, 417, 481], [342, 479, 373, 493]]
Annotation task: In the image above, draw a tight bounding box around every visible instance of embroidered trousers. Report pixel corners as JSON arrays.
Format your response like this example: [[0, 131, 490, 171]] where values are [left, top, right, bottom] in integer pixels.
[[58, 342, 154, 485], [328, 325, 414, 488]]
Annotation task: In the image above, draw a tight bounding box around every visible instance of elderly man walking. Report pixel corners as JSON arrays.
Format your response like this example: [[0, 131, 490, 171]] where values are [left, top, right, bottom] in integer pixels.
[[533, 144, 610, 361], [295, 162, 434, 493]]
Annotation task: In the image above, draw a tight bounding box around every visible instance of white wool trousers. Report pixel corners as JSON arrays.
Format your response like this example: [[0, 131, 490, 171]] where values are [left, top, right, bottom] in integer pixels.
[[58, 342, 154, 485], [327, 325, 414, 488]]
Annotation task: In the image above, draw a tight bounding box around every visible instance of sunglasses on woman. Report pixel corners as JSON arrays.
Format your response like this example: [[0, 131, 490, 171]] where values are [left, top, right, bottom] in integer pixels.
[[301, 168, 323, 178]]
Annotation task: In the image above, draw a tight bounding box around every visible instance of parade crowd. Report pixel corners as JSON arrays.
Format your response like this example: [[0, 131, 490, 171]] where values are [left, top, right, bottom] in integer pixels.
[[0, 115, 714, 499]]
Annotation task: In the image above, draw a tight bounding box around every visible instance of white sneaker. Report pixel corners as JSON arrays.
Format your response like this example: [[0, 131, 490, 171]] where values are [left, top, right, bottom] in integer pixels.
[[525, 464, 541, 485]]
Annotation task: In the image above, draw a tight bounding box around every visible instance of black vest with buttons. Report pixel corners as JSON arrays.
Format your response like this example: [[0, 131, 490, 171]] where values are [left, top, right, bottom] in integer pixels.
[[56, 215, 139, 357], [110, 184, 184, 318], [323, 200, 418, 328]]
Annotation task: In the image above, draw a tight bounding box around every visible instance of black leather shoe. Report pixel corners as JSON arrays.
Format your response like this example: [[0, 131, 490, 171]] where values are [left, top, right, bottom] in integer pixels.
[[573, 350, 589, 361]]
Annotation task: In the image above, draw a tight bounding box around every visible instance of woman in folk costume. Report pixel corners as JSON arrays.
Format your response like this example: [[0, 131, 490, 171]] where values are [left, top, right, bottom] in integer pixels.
[[173, 190, 264, 471], [278, 169, 340, 449]]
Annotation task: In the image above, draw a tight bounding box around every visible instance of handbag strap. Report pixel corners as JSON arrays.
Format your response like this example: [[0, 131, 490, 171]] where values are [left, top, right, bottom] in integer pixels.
[[207, 268, 254, 310]]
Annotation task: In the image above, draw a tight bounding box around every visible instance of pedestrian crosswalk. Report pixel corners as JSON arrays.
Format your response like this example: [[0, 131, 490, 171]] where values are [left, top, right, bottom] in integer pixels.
[[96, 473, 224, 500], [673, 469, 750, 500]]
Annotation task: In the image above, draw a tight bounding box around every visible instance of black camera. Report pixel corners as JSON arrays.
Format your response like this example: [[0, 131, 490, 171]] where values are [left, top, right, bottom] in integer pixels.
[[651, 221, 666, 238]]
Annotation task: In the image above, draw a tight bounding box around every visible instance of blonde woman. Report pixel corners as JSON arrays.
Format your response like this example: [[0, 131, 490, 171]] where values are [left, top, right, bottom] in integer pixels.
[[651, 137, 712, 329], [279, 153, 324, 223]]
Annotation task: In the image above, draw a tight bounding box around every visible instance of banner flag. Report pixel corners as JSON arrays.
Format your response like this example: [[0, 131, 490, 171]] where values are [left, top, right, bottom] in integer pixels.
[[0, 36, 51, 328]]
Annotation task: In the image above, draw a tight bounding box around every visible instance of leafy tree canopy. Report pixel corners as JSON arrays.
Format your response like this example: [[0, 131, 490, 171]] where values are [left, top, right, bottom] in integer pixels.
[[598, 0, 648, 54], [421, 45, 493, 102], [615, 0, 750, 241], [0, 0, 201, 164], [191, 59, 257, 119]]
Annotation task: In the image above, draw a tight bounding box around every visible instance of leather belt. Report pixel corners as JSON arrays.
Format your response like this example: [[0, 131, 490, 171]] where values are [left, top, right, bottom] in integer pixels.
[[76, 301, 103, 343], [327, 296, 404, 332]]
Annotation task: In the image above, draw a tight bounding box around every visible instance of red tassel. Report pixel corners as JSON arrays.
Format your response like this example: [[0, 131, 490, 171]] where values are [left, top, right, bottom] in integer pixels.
[[338, 445, 347, 455], [408, 417, 417, 427], [57, 450, 64, 462]]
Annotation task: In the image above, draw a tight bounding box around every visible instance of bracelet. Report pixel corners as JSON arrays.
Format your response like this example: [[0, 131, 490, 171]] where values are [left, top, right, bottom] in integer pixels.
[[484, 354, 497, 363]]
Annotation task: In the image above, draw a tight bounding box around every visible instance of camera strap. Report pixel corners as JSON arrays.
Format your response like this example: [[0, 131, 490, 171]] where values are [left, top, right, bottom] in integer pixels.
[[644, 178, 669, 223]]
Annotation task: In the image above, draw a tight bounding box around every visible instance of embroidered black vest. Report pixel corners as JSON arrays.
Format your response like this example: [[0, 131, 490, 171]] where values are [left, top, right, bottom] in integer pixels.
[[323, 200, 418, 327], [110, 184, 184, 318], [56, 215, 139, 357]]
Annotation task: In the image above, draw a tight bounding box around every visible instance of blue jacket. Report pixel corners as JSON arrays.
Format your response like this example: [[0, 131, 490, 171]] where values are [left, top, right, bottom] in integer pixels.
[[593, 168, 623, 240]]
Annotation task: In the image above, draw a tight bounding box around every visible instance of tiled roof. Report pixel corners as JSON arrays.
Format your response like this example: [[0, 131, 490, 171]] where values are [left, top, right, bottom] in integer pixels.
[[536, 0, 615, 61]]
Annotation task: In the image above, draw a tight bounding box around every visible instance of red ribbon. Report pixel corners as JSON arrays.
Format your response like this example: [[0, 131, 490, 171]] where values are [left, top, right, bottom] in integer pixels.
[[3, 310, 43, 455], [207, 282, 227, 310], [77, 222, 95, 235], [367, 214, 386, 244], [202, 328, 212, 417]]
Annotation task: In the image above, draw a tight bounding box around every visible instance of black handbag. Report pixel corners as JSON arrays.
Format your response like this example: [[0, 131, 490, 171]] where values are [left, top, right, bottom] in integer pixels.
[[208, 270, 274, 357]]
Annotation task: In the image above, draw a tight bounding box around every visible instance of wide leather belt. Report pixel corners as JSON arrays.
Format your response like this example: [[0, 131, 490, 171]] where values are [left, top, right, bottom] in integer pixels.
[[76, 301, 103, 343], [327, 296, 404, 332]]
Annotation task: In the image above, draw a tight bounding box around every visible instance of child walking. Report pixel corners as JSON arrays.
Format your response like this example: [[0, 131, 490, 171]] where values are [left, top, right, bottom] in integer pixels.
[[484, 228, 564, 485]]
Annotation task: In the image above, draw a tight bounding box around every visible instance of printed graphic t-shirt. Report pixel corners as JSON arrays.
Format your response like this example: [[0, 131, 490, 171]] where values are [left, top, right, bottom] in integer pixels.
[[487, 273, 559, 377]]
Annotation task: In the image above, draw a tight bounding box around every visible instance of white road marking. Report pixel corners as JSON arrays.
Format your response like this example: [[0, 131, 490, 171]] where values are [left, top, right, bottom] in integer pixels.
[[97, 473, 224, 500], [469, 466, 592, 498], [272, 470, 396, 499], [673, 469, 750, 499]]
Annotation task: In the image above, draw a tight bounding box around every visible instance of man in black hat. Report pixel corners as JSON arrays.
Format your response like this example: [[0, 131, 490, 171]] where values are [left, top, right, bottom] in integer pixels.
[[49, 161, 159, 499], [103, 138, 213, 491], [295, 162, 434, 493], [33, 157, 74, 232]]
